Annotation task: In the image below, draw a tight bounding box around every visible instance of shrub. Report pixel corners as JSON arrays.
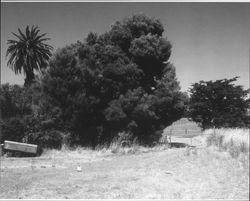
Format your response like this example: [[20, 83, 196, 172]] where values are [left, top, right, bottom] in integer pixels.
[[21, 112, 65, 152], [0, 84, 32, 119], [1, 117, 25, 143], [27, 130, 63, 150]]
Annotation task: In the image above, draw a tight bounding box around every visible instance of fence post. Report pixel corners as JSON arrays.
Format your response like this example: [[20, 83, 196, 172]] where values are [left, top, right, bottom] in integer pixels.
[[170, 129, 172, 144], [187, 129, 192, 146]]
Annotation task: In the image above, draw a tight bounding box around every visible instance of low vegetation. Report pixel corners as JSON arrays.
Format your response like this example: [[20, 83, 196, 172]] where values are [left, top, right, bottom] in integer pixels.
[[204, 128, 249, 158]]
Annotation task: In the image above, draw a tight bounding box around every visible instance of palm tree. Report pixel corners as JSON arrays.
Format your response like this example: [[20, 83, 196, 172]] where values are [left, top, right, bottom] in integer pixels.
[[6, 25, 53, 86]]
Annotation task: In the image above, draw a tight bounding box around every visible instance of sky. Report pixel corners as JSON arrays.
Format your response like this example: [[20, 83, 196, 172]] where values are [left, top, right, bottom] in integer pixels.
[[1, 2, 249, 92]]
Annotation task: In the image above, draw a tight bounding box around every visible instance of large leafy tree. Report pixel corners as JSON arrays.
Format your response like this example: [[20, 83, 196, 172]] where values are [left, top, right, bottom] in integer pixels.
[[42, 14, 188, 146], [6, 25, 53, 86], [189, 77, 250, 129]]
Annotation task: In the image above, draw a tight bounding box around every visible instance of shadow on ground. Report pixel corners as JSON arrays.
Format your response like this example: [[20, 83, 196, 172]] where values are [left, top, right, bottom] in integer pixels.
[[169, 142, 195, 148]]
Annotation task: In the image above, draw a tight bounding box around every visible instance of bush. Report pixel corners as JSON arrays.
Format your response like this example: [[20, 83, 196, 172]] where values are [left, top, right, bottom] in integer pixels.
[[0, 84, 32, 119], [27, 130, 63, 150], [1, 117, 42, 157], [0, 80, 67, 155], [1, 117, 25, 143], [20, 112, 65, 151]]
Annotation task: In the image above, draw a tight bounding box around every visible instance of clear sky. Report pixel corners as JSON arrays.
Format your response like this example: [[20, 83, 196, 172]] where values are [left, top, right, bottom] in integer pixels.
[[1, 2, 249, 92]]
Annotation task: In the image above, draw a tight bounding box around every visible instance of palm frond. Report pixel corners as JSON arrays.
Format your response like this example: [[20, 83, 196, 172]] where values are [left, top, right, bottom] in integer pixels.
[[7, 39, 18, 44], [37, 37, 51, 43], [30, 26, 39, 39], [12, 32, 24, 41], [25, 26, 30, 39], [17, 28, 27, 40], [33, 33, 47, 43], [33, 28, 40, 38]]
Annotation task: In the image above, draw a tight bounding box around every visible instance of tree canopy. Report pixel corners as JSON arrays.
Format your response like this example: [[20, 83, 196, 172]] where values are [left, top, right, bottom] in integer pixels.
[[188, 77, 250, 129], [41, 14, 188, 146]]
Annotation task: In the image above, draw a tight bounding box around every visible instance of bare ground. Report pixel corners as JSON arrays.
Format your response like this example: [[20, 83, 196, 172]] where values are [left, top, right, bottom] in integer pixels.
[[0, 138, 249, 199]]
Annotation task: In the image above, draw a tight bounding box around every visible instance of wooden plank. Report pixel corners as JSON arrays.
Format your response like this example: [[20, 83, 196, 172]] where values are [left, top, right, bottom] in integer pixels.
[[4, 140, 37, 154], [165, 129, 202, 132]]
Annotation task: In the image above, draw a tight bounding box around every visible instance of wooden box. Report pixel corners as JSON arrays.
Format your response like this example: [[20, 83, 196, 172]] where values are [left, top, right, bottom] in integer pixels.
[[4, 140, 37, 154]]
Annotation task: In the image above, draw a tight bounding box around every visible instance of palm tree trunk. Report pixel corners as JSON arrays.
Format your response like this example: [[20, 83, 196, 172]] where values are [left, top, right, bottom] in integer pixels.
[[24, 72, 35, 87]]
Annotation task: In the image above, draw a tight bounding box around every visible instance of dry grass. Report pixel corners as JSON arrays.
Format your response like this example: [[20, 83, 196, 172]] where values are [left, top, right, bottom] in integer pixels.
[[1, 145, 248, 199], [42, 140, 170, 159], [204, 128, 249, 158]]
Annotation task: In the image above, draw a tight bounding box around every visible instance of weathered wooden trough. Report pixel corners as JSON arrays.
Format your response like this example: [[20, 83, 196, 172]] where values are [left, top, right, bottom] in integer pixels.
[[2, 140, 38, 154]]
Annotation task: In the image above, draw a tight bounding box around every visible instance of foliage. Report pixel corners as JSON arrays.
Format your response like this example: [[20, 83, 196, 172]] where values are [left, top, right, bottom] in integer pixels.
[[1, 117, 25, 143], [20, 110, 64, 150], [0, 83, 32, 119], [41, 14, 187, 146], [26, 130, 63, 150], [189, 77, 250, 129], [0, 84, 29, 145], [0, 81, 63, 152], [6, 25, 53, 86]]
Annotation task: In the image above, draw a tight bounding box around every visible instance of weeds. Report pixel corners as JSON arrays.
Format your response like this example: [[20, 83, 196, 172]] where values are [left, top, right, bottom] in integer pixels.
[[204, 128, 249, 158], [109, 133, 142, 155], [40, 131, 172, 158]]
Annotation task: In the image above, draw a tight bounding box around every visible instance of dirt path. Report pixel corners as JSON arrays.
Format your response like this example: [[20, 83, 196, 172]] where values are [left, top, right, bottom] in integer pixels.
[[0, 146, 248, 199]]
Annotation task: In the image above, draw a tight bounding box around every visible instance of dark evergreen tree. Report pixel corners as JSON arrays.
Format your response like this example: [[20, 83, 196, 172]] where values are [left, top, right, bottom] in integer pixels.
[[42, 14, 187, 146], [189, 77, 250, 129]]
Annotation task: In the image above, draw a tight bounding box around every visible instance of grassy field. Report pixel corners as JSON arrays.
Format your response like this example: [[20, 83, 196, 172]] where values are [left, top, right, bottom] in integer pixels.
[[0, 121, 249, 199]]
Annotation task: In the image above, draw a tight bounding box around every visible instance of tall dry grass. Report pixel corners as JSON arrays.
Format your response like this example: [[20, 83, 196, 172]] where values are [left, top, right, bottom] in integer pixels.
[[41, 136, 170, 159], [204, 128, 249, 158]]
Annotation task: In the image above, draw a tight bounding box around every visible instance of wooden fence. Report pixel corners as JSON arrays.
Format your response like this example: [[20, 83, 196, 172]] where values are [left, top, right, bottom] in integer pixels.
[[162, 128, 202, 146]]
